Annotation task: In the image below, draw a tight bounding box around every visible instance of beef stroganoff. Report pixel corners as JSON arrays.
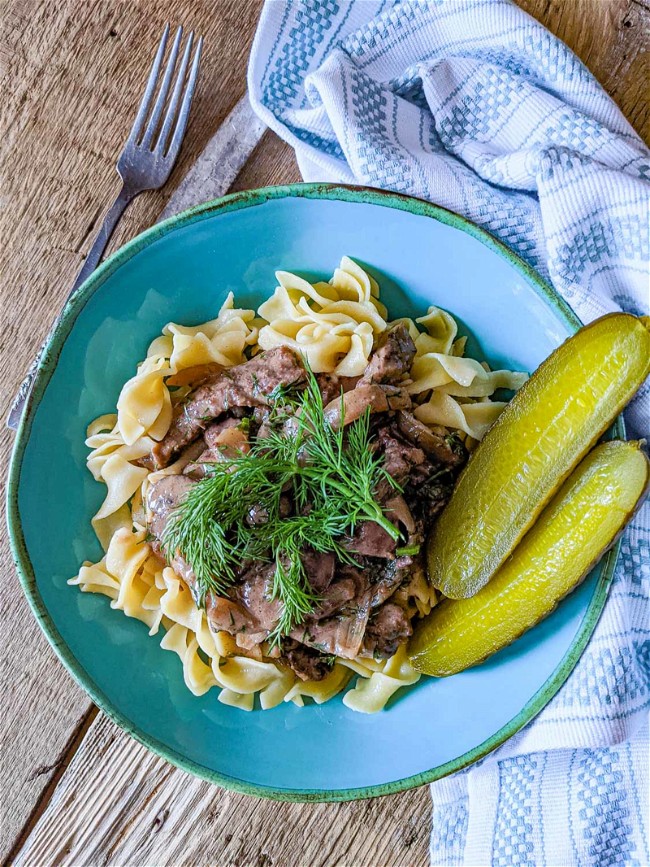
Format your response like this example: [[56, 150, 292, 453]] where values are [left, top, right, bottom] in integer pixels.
[[70, 257, 526, 712]]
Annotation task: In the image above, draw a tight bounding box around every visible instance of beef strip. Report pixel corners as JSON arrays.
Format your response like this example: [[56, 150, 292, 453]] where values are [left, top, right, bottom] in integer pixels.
[[202, 417, 241, 450], [316, 373, 362, 405], [207, 596, 257, 635], [344, 520, 397, 559], [146, 474, 197, 589], [397, 411, 467, 467], [344, 425, 427, 560], [403, 470, 458, 533], [182, 451, 216, 480], [363, 603, 412, 659], [302, 550, 336, 593], [152, 346, 306, 468], [290, 590, 372, 659], [312, 578, 357, 618], [361, 322, 416, 385], [366, 557, 414, 607], [183, 418, 250, 479], [316, 373, 342, 406], [147, 475, 194, 551], [230, 562, 282, 632], [204, 561, 283, 642], [377, 425, 427, 486], [282, 642, 334, 681]]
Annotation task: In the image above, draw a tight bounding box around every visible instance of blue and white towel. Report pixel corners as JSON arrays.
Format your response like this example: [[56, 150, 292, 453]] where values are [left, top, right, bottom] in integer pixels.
[[248, 1, 650, 864]]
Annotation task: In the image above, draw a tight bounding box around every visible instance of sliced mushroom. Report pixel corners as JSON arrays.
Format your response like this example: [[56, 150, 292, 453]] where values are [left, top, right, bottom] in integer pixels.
[[166, 362, 224, 388], [397, 411, 466, 466], [323, 384, 411, 429]]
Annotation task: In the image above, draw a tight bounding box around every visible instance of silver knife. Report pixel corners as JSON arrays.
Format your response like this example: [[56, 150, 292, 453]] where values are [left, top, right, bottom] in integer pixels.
[[7, 94, 266, 430]]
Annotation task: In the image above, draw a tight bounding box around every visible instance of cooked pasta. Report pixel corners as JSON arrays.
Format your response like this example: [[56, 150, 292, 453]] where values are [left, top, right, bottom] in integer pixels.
[[342, 646, 421, 714], [257, 256, 387, 375], [70, 257, 526, 712], [84, 296, 258, 551]]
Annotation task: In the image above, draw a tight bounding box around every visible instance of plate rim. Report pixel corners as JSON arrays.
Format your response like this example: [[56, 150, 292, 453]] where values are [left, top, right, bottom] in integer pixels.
[[6, 182, 622, 802]]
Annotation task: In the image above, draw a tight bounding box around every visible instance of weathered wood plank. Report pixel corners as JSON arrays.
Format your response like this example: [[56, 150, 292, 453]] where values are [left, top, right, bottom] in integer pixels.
[[13, 714, 431, 867], [1, 0, 647, 864], [0, 1, 269, 860], [231, 130, 302, 193], [519, 0, 649, 142]]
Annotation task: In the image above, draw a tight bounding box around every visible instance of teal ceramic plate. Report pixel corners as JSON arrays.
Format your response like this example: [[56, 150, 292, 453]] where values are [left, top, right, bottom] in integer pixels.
[[8, 184, 620, 801]]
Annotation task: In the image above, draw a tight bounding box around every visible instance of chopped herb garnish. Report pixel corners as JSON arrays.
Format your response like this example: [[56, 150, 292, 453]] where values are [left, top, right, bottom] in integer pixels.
[[396, 544, 421, 557], [445, 432, 466, 455]]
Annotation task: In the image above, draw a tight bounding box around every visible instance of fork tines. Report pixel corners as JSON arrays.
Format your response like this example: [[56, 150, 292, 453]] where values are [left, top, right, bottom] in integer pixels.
[[129, 24, 203, 161]]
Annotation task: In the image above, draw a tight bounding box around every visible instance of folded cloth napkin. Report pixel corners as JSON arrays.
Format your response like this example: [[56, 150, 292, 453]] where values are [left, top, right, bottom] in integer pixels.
[[248, 1, 650, 864]]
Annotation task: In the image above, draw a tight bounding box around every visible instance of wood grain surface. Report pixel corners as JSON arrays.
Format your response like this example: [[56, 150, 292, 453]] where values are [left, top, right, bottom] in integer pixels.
[[0, 1, 647, 864], [14, 714, 432, 867]]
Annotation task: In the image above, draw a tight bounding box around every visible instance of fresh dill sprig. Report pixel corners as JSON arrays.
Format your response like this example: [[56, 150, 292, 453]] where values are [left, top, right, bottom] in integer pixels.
[[162, 452, 295, 600], [161, 365, 400, 636], [161, 472, 239, 603], [295, 372, 400, 537], [245, 508, 359, 646]]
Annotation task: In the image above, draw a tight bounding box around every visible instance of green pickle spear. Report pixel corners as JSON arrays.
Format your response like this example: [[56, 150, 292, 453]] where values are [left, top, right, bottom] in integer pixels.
[[428, 313, 650, 599], [410, 440, 649, 676]]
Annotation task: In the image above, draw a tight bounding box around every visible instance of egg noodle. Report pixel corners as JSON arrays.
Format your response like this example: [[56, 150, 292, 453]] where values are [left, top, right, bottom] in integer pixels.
[[70, 257, 526, 712]]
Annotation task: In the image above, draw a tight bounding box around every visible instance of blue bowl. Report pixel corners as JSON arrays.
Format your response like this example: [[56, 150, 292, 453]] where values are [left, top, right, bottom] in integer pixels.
[[7, 184, 619, 800]]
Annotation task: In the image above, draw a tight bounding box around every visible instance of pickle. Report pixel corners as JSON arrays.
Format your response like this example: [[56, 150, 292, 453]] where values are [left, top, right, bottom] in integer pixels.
[[410, 441, 649, 676], [428, 314, 650, 599]]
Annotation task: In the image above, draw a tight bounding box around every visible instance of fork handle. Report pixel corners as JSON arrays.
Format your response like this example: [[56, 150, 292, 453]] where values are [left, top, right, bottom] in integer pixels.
[[7, 183, 137, 431], [70, 183, 136, 296]]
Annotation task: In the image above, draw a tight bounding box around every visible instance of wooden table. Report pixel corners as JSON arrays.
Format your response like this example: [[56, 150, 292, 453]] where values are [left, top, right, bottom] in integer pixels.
[[1, 2, 647, 864]]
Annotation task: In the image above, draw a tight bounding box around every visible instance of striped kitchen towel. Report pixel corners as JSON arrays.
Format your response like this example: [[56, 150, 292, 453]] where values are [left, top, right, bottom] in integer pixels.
[[248, 1, 650, 864]]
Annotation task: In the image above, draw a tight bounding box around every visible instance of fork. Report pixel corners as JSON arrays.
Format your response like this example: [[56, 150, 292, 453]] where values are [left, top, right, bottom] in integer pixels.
[[7, 24, 203, 431]]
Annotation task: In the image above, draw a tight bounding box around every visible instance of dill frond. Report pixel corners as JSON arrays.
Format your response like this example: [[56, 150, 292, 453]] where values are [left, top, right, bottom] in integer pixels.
[[161, 365, 401, 637]]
